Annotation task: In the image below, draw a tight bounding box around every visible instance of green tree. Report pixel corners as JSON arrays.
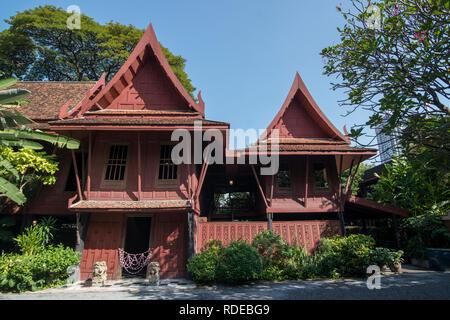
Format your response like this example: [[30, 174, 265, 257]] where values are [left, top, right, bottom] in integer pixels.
[[321, 0, 449, 154], [341, 162, 374, 196], [370, 154, 449, 216], [0, 5, 197, 98], [0, 78, 79, 205]]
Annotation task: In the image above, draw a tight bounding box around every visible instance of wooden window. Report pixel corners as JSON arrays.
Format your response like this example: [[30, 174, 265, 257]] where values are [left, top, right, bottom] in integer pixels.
[[277, 163, 291, 189], [104, 145, 128, 181], [157, 144, 178, 182], [313, 163, 329, 190]]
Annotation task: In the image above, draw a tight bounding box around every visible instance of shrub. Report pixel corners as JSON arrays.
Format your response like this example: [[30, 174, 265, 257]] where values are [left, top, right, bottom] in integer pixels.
[[317, 234, 376, 277], [369, 247, 404, 269], [369, 247, 392, 268], [252, 230, 310, 281], [0, 244, 80, 292], [401, 214, 450, 259], [13, 217, 57, 255], [216, 240, 263, 285], [187, 240, 224, 284]]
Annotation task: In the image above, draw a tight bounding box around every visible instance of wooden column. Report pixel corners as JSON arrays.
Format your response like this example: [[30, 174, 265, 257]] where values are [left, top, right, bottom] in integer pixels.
[[338, 155, 343, 210], [71, 150, 83, 201], [267, 212, 273, 232], [344, 159, 355, 196], [304, 156, 309, 207], [87, 132, 92, 200], [251, 164, 269, 208], [75, 213, 90, 253], [339, 212, 346, 237], [137, 133, 142, 200], [347, 155, 363, 198], [270, 174, 274, 207], [187, 211, 196, 267], [81, 148, 86, 190]]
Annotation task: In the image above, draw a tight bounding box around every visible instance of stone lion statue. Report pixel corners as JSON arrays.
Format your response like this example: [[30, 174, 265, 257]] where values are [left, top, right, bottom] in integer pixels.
[[92, 261, 107, 287], [148, 262, 160, 286]]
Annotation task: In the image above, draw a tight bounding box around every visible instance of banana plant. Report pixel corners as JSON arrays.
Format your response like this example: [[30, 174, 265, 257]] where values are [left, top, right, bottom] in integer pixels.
[[0, 78, 80, 205]]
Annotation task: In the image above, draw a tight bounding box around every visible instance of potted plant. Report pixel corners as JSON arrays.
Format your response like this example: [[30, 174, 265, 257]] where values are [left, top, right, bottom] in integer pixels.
[[388, 250, 404, 273], [370, 247, 391, 273]]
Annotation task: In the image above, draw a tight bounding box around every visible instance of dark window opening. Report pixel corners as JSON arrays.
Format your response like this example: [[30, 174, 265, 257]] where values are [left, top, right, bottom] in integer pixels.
[[158, 144, 177, 180], [214, 192, 253, 214], [104, 145, 128, 181], [277, 163, 291, 189], [65, 152, 85, 192], [313, 163, 329, 189]]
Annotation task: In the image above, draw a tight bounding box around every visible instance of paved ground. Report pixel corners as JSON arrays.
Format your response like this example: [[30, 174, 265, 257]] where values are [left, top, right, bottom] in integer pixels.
[[1, 265, 448, 300]]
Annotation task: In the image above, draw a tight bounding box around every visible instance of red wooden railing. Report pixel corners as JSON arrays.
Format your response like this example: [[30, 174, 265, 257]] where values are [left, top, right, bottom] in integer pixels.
[[198, 220, 342, 254]]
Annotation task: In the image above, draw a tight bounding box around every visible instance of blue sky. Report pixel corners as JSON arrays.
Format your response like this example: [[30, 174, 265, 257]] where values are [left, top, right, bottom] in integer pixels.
[[1, 0, 376, 154]]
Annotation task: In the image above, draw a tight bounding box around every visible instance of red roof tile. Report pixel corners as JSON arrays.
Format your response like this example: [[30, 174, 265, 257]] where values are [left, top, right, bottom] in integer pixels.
[[10, 82, 95, 121]]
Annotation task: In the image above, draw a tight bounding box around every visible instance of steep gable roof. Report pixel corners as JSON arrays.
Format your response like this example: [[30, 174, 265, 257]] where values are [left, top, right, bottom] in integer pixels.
[[262, 72, 349, 143], [73, 24, 204, 117]]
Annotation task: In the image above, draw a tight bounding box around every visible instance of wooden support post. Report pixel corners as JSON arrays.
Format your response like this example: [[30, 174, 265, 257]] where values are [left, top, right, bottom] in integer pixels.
[[270, 174, 274, 207], [339, 212, 346, 237], [344, 159, 355, 196], [81, 148, 86, 190], [187, 211, 196, 274], [346, 155, 363, 198], [87, 132, 92, 200], [195, 160, 209, 200], [250, 164, 269, 208], [137, 133, 142, 200], [75, 213, 90, 253], [304, 156, 309, 207], [338, 155, 344, 211], [71, 150, 83, 201], [267, 212, 273, 232]]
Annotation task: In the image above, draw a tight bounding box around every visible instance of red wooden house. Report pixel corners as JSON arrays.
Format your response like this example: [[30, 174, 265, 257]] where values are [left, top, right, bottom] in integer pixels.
[[10, 24, 406, 281]]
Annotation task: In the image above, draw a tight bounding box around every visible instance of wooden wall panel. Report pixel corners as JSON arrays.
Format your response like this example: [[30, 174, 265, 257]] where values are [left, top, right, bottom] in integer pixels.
[[151, 213, 187, 278], [198, 220, 341, 254], [80, 213, 124, 280]]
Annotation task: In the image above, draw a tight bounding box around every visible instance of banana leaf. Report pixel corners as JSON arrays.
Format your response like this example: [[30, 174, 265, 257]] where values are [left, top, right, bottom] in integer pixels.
[[0, 138, 44, 150], [0, 78, 18, 90], [0, 176, 26, 205], [0, 89, 31, 105], [0, 129, 80, 149], [0, 156, 19, 180]]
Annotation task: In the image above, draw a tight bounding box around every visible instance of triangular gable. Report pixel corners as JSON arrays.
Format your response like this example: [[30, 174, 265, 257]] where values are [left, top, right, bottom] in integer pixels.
[[75, 24, 204, 117], [262, 72, 349, 143]]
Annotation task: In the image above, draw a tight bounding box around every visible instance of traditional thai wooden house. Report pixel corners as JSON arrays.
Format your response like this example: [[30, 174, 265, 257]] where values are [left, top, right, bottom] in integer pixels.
[[8, 24, 408, 281]]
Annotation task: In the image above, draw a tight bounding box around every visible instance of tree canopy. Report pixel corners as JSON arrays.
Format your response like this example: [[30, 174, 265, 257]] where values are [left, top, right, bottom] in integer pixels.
[[0, 5, 196, 98], [321, 0, 449, 156]]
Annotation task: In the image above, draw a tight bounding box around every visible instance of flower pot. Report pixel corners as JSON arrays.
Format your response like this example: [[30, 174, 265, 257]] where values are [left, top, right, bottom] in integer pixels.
[[388, 263, 402, 273], [426, 248, 450, 271], [378, 265, 387, 273]]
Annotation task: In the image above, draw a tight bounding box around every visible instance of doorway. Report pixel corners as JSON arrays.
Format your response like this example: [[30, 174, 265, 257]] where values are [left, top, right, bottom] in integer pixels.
[[122, 216, 152, 279]]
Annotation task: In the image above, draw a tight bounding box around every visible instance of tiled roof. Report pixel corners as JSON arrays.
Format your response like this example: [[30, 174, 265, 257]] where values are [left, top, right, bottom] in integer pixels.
[[10, 82, 95, 121], [260, 138, 348, 145], [49, 117, 230, 127], [69, 199, 191, 210], [240, 143, 376, 153], [274, 144, 377, 153], [84, 110, 201, 116]]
